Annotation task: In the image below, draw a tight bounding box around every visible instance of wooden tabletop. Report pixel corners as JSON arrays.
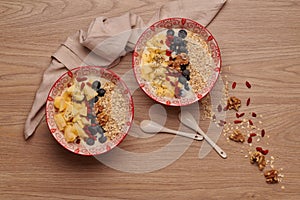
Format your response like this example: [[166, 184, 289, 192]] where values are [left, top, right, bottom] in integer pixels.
[[1, 0, 299, 199]]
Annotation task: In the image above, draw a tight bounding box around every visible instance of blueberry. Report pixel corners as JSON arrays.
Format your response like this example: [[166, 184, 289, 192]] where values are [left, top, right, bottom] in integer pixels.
[[91, 96, 99, 103], [178, 76, 187, 84], [180, 65, 186, 71], [180, 61, 189, 68], [178, 29, 187, 38], [75, 138, 81, 144], [88, 100, 94, 108], [90, 117, 96, 124], [181, 49, 188, 54], [173, 36, 183, 46], [178, 46, 188, 54], [167, 29, 175, 36], [92, 81, 101, 90], [178, 40, 186, 47], [170, 44, 176, 51], [96, 126, 105, 135], [182, 69, 190, 77], [87, 113, 95, 119], [180, 89, 186, 97], [97, 88, 106, 97], [184, 83, 190, 91], [88, 126, 97, 135], [98, 135, 107, 143], [86, 138, 95, 146]]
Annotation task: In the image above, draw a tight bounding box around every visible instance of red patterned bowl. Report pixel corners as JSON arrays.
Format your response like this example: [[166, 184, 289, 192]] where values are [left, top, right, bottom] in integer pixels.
[[46, 66, 134, 156], [132, 18, 221, 106]]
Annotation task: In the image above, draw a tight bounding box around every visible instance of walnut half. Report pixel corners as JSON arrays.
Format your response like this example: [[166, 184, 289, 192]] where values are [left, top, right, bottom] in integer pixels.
[[97, 112, 109, 127], [229, 130, 245, 143], [250, 151, 266, 171], [264, 169, 279, 184], [227, 96, 241, 111]]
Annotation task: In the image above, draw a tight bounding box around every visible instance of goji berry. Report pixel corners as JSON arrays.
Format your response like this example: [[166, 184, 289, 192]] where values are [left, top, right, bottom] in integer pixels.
[[262, 149, 269, 155], [247, 137, 252, 143], [246, 98, 251, 106], [256, 147, 263, 152], [234, 120, 242, 124], [236, 112, 245, 118], [261, 129, 265, 137], [250, 133, 257, 137], [232, 82, 237, 89], [217, 104, 222, 112], [249, 119, 253, 126], [246, 81, 252, 88]]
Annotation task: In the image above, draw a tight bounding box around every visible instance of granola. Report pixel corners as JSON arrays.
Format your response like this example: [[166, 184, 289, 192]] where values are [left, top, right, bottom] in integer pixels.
[[94, 82, 129, 140]]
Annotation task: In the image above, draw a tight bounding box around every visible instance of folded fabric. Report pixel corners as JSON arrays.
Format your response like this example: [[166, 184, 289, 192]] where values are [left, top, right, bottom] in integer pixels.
[[24, 0, 226, 139]]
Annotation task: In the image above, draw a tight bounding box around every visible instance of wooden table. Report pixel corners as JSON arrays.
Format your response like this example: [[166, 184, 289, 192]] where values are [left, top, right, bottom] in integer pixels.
[[1, 0, 299, 199]]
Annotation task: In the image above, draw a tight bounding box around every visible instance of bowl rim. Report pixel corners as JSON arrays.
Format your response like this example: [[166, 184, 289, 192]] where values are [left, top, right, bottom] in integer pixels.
[[45, 66, 134, 156], [132, 17, 222, 106]]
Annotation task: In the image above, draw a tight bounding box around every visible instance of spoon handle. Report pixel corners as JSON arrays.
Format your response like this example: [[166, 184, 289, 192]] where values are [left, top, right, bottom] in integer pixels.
[[162, 127, 203, 141], [195, 127, 227, 159], [179, 111, 227, 159]]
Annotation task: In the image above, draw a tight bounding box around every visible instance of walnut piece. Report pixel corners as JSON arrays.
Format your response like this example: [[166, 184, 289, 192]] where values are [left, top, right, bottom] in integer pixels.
[[168, 53, 189, 72], [97, 113, 109, 126], [229, 130, 245, 143], [264, 169, 279, 184], [250, 151, 266, 171], [227, 96, 241, 111]]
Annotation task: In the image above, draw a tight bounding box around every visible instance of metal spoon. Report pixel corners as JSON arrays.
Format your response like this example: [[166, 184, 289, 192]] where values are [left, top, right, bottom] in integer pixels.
[[140, 120, 203, 141], [179, 111, 227, 159]]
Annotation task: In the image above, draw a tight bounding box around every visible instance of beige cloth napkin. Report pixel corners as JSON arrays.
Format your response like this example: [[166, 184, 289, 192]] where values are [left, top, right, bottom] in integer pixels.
[[24, 0, 226, 140]]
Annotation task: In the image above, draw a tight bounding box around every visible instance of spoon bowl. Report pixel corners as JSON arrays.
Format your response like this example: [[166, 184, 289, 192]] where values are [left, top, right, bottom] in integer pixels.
[[140, 120, 203, 141]]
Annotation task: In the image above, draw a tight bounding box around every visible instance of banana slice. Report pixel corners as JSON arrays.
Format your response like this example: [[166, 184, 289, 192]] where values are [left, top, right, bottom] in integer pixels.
[[74, 122, 88, 139], [63, 103, 75, 122], [64, 125, 77, 142], [83, 85, 98, 101], [54, 113, 67, 131]]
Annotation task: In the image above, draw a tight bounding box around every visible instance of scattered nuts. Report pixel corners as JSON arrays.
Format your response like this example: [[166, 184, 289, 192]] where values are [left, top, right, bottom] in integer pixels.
[[227, 96, 241, 111], [229, 130, 245, 143], [264, 169, 279, 184], [250, 151, 266, 171], [168, 53, 189, 72]]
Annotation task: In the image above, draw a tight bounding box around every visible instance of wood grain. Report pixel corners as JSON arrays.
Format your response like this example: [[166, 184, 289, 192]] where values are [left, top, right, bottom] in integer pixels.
[[0, 0, 300, 199]]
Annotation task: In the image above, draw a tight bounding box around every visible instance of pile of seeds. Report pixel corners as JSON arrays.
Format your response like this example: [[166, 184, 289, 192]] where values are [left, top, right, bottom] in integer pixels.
[[199, 94, 213, 120]]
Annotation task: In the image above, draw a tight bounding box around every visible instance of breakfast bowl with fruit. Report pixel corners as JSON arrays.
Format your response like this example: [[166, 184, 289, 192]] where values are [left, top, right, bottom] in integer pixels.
[[132, 18, 221, 106], [46, 66, 134, 156]]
